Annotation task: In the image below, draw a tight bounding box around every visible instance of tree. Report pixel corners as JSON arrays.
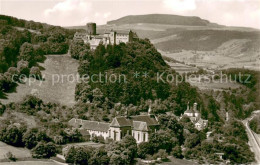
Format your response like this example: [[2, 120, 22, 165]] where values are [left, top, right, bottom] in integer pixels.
[[30, 66, 42, 79], [89, 146, 109, 165], [158, 115, 184, 144], [137, 142, 153, 159], [74, 147, 91, 165], [17, 60, 29, 76], [22, 128, 38, 149], [19, 42, 35, 66], [184, 133, 203, 148], [20, 95, 43, 115], [0, 125, 24, 147], [108, 135, 137, 165], [65, 146, 77, 163], [149, 130, 178, 154], [32, 142, 57, 158], [65, 146, 93, 165], [0, 103, 6, 116], [171, 145, 183, 159]]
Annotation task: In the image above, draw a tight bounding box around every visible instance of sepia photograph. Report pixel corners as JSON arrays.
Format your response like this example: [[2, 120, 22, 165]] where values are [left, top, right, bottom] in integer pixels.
[[0, 0, 259, 164]]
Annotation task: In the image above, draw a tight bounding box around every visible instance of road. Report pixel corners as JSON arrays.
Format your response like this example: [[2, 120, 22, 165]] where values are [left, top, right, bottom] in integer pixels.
[[242, 110, 260, 164]]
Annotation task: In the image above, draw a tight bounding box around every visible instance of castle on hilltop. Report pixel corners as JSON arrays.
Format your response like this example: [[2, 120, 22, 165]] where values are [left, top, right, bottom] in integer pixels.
[[74, 22, 137, 49]]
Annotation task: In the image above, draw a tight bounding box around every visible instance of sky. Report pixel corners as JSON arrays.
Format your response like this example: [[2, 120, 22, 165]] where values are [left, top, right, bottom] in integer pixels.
[[0, 0, 259, 29]]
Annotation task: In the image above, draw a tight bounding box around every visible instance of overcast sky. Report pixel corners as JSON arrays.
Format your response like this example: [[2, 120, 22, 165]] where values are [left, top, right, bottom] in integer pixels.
[[0, 0, 259, 29]]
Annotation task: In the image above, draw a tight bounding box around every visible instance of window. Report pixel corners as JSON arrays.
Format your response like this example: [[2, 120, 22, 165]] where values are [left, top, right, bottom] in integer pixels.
[[143, 133, 146, 142], [138, 133, 140, 141]]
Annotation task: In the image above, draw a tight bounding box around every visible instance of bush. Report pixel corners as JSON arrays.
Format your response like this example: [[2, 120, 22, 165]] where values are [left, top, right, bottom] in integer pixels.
[[6, 152, 17, 161], [32, 142, 57, 158], [22, 128, 38, 149], [0, 103, 6, 116], [0, 125, 25, 147], [137, 142, 153, 159], [30, 66, 42, 80], [153, 149, 168, 161]]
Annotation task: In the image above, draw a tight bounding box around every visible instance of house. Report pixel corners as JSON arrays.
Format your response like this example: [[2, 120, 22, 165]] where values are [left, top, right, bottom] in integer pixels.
[[68, 118, 110, 140], [68, 114, 159, 143], [195, 118, 208, 130], [182, 102, 208, 130]]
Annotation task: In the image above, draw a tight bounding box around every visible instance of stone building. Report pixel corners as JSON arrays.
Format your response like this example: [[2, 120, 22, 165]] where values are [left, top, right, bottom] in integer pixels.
[[68, 114, 159, 143], [73, 22, 137, 49]]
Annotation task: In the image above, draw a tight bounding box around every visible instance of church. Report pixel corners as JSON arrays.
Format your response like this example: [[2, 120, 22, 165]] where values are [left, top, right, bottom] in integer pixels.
[[68, 110, 159, 143], [182, 102, 208, 130]]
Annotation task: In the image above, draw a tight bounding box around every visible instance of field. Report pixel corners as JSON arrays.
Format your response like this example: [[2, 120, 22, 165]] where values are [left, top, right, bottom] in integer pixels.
[[0, 142, 31, 160], [161, 49, 260, 72], [0, 54, 79, 107]]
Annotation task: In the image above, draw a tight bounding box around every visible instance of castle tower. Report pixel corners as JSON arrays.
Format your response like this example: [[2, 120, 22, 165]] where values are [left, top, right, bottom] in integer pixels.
[[86, 22, 96, 35]]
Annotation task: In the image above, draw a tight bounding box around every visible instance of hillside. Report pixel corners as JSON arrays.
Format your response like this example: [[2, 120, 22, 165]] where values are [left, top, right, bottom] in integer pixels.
[[100, 14, 260, 71], [0, 54, 78, 107], [107, 14, 212, 26]]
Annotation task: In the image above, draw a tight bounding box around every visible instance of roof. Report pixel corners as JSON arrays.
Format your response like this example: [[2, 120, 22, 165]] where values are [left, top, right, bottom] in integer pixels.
[[132, 121, 148, 131], [130, 115, 159, 126], [195, 118, 208, 125], [110, 117, 132, 127], [110, 115, 159, 128], [69, 115, 159, 131], [68, 118, 110, 132], [109, 29, 130, 35]]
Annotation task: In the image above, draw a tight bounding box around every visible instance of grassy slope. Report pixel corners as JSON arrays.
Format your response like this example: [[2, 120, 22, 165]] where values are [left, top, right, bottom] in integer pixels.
[[0, 142, 31, 160], [0, 54, 79, 107]]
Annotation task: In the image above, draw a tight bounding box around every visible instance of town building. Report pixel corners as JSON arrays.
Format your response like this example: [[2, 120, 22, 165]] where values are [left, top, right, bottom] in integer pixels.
[[73, 22, 137, 49], [182, 102, 208, 130], [68, 114, 159, 143]]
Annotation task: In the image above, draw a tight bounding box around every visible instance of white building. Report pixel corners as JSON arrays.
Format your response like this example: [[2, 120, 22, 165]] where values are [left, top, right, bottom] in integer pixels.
[[182, 102, 208, 130], [68, 114, 159, 143]]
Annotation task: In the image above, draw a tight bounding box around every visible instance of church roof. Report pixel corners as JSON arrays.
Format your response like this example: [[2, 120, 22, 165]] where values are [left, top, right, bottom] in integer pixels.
[[110, 117, 132, 127], [132, 121, 148, 131], [69, 115, 159, 131], [110, 115, 159, 128], [130, 115, 159, 126]]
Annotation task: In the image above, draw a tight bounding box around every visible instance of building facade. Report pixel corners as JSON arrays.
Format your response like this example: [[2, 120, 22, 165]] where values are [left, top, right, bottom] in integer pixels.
[[68, 114, 159, 143]]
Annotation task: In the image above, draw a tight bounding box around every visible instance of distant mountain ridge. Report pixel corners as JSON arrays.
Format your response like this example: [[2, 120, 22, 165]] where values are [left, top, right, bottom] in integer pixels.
[[107, 14, 211, 26]]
